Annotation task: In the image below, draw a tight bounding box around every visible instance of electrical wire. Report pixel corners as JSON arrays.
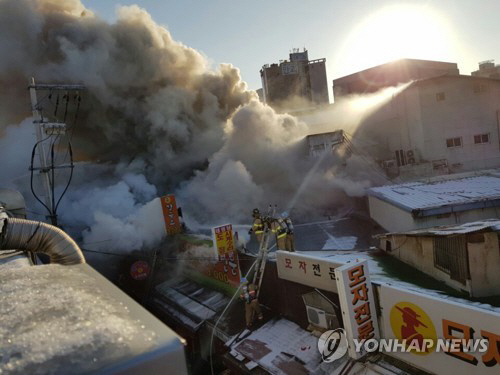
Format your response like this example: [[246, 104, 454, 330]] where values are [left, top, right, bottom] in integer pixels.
[[30, 87, 81, 226], [54, 142, 74, 214], [80, 247, 260, 261], [30, 136, 53, 218]]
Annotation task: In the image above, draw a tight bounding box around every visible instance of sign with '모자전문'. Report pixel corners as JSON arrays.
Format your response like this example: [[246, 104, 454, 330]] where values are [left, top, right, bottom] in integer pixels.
[[336, 259, 379, 359], [276, 250, 344, 293]]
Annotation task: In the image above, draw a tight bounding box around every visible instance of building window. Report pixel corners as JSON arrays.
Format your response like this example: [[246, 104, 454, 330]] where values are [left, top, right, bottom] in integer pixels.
[[473, 133, 489, 144], [436, 92, 445, 101], [433, 237, 470, 284], [446, 137, 462, 148]]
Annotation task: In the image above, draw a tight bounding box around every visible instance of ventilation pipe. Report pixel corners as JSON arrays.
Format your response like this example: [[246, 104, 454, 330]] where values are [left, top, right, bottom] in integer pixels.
[[0, 217, 85, 265]]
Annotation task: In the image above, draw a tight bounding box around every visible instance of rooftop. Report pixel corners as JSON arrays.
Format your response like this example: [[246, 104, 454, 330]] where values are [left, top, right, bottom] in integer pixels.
[[378, 218, 500, 237], [367, 174, 500, 216], [0, 258, 186, 374]]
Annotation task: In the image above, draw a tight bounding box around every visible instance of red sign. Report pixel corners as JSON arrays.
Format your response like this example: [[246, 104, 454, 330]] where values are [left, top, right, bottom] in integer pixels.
[[130, 260, 150, 281], [160, 194, 181, 235], [204, 250, 241, 288]]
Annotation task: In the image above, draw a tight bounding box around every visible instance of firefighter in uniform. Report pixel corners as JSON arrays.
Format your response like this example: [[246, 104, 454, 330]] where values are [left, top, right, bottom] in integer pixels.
[[283, 213, 295, 252], [273, 217, 288, 250], [240, 278, 263, 328], [248, 208, 265, 243]]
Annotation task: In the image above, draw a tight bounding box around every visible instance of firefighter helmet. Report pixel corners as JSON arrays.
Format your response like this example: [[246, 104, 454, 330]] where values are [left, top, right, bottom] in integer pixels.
[[252, 208, 260, 217]]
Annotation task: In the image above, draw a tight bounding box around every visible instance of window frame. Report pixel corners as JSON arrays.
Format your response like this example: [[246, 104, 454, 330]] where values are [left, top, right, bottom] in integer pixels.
[[446, 137, 462, 148], [473, 133, 490, 144]]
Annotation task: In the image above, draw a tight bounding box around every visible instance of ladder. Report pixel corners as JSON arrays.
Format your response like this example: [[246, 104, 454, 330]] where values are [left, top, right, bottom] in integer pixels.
[[252, 205, 275, 298]]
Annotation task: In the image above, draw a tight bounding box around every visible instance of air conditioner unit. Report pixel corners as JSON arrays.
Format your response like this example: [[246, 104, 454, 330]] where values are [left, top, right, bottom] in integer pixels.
[[406, 150, 416, 164], [306, 306, 328, 329]]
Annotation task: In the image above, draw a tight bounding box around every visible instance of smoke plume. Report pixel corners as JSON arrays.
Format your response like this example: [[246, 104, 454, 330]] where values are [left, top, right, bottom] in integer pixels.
[[0, 0, 390, 252]]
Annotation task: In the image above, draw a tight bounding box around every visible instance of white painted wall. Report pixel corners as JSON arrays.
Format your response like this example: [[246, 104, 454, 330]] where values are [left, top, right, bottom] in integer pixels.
[[379, 233, 500, 296], [468, 233, 500, 297], [355, 76, 500, 179], [417, 77, 500, 173], [368, 196, 415, 232]]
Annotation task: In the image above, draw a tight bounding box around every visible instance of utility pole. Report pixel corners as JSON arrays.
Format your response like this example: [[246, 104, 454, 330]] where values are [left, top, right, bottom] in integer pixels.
[[29, 77, 53, 220], [28, 77, 86, 226]]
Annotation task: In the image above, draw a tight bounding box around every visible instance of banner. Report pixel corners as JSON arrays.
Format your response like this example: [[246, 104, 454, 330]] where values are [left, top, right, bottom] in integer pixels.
[[212, 224, 234, 257], [160, 194, 181, 235], [209, 224, 241, 287], [276, 251, 344, 293], [208, 250, 242, 288]]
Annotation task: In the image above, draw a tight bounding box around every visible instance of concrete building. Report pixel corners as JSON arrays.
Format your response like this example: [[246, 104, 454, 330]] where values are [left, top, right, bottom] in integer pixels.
[[305, 130, 344, 157], [260, 49, 329, 110], [376, 219, 500, 297], [367, 173, 500, 233], [472, 60, 500, 79], [332, 58, 459, 101], [349, 74, 500, 179]]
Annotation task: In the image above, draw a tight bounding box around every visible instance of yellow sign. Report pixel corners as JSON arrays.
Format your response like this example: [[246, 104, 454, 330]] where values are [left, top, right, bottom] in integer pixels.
[[390, 301, 437, 355], [212, 224, 234, 257]]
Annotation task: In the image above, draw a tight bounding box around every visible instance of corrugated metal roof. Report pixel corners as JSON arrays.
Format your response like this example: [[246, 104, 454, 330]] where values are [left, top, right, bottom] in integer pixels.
[[368, 175, 500, 214], [377, 218, 500, 237]]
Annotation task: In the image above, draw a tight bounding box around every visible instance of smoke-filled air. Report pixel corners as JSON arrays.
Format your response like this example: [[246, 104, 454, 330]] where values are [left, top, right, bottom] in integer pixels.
[[0, 0, 395, 252]]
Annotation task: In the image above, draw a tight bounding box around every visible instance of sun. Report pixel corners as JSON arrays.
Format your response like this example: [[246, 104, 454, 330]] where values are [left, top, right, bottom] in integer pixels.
[[335, 5, 457, 76]]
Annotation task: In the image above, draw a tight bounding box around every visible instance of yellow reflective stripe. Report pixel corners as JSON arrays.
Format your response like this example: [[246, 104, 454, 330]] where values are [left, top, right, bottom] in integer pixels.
[[277, 233, 287, 239], [255, 230, 264, 234]]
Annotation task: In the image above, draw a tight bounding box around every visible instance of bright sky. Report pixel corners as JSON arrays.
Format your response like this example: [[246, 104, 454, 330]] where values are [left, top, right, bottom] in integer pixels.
[[82, 0, 500, 101]]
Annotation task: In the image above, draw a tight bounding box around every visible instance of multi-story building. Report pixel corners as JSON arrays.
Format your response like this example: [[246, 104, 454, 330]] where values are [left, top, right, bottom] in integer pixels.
[[260, 49, 329, 110], [352, 74, 500, 179], [472, 60, 500, 79], [332, 58, 459, 101]]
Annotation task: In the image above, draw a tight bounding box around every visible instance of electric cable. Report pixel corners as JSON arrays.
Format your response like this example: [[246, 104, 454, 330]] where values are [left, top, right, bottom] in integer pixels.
[[63, 93, 69, 122], [30, 136, 53, 218], [53, 142, 74, 214], [53, 93, 59, 117]]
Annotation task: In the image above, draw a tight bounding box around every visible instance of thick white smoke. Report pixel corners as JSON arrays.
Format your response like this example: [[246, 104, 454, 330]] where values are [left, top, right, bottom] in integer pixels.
[[0, 0, 392, 253]]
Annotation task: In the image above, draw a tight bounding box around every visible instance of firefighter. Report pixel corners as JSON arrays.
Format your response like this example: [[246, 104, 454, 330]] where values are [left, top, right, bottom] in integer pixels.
[[248, 208, 265, 243], [273, 217, 288, 251], [282, 213, 295, 252], [240, 278, 263, 328]]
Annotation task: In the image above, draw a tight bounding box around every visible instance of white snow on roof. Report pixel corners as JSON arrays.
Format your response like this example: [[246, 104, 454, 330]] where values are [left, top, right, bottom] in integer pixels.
[[380, 218, 500, 236], [0, 251, 31, 269], [303, 250, 500, 313], [368, 175, 500, 211], [232, 318, 338, 375], [322, 235, 357, 250], [0, 264, 157, 374], [152, 297, 202, 331], [156, 287, 216, 321]]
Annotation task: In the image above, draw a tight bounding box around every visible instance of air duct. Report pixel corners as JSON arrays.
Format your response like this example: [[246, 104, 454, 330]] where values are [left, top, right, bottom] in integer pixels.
[[0, 217, 85, 265]]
